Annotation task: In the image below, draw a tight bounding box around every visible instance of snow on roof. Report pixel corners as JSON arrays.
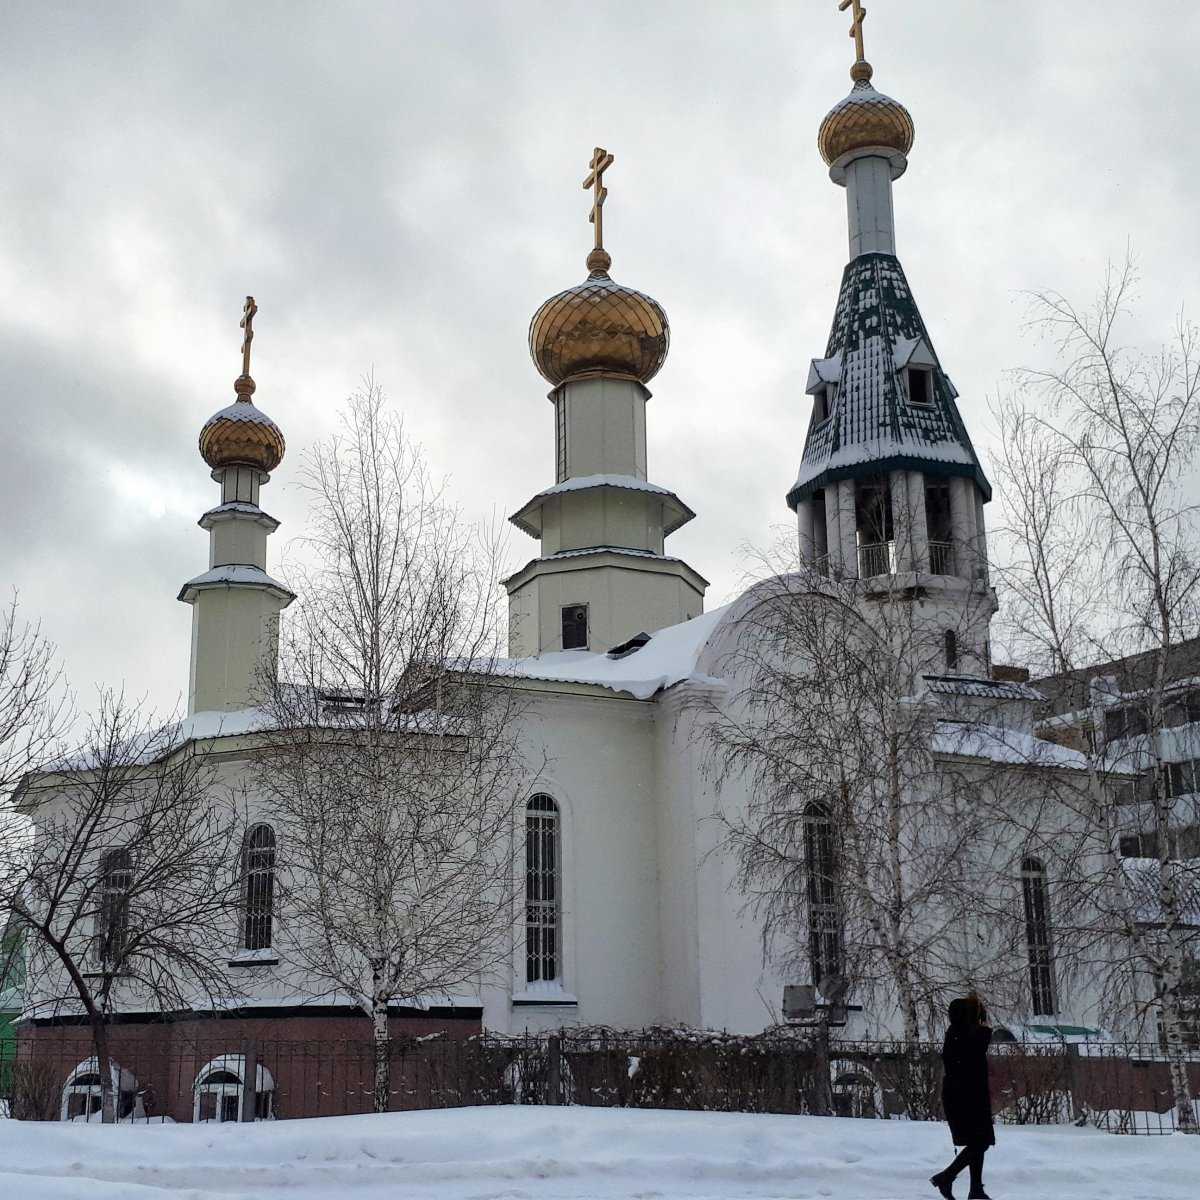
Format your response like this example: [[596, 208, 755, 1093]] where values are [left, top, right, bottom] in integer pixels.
[[198, 501, 280, 531], [510, 474, 695, 537], [176, 564, 295, 604], [931, 720, 1091, 770], [787, 254, 991, 509], [500, 605, 731, 701], [924, 674, 1045, 703]]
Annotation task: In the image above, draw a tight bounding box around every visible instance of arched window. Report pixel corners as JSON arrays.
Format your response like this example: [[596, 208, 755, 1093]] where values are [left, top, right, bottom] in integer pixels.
[[60, 1058, 137, 1122], [804, 800, 842, 988], [242, 825, 276, 951], [97, 849, 132, 966], [525, 795, 560, 984], [944, 630, 959, 671], [1022, 856, 1056, 1016], [193, 1055, 275, 1122]]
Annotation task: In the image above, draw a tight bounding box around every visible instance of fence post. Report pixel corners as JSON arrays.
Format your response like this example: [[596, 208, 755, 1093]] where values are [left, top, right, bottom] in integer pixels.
[[241, 1038, 258, 1123], [1063, 1043, 1081, 1124], [812, 1016, 833, 1116], [547, 1035, 562, 1106]]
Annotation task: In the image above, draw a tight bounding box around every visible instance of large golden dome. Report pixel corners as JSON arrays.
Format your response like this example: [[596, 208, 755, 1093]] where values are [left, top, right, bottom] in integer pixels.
[[818, 62, 914, 169], [530, 249, 670, 387], [199, 377, 286, 473]]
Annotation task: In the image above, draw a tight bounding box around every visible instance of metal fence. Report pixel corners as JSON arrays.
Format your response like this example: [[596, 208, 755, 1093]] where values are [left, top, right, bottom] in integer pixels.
[[4, 1027, 1199, 1133]]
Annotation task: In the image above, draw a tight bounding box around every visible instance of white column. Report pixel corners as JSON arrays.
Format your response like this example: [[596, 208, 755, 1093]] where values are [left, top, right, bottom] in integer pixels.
[[973, 491, 990, 584], [889, 469, 912, 572], [837, 478, 858, 579], [906, 471, 929, 573], [797, 499, 816, 567], [949, 477, 975, 581], [845, 156, 897, 258], [824, 487, 842, 576]]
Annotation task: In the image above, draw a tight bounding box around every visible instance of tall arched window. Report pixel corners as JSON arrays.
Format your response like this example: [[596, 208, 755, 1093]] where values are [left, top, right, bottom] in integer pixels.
[[242, 825, 276, 951], [97, 849, 132, 966], [804, 800, 842, 987], [944, 630, 959, 670], [1022, 856, 1056, 1015], [525, 795, 560, 984]]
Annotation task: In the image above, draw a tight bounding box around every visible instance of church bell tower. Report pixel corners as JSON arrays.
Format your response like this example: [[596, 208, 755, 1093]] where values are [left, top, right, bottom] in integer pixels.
[[788, 3, 996, 675], [505, 149, 707, 657], [179, 298, 294, 714]]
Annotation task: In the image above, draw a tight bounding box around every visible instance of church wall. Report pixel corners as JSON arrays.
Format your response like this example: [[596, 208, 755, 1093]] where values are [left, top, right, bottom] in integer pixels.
[[561, 377, 647, 480], [493, 688, 663, 1033], [522, 562, 703, 655], [188, 591, 280, 714]]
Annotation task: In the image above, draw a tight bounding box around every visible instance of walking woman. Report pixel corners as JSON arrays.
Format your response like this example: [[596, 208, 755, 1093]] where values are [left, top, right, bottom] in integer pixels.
[[931, 994, 994, 1200]]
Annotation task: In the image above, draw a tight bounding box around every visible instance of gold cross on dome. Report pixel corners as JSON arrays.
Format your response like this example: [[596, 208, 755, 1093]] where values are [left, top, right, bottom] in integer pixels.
[[239, 295, 258, 377], [582, 147, 614, 252], [838, 0, 867, 63]]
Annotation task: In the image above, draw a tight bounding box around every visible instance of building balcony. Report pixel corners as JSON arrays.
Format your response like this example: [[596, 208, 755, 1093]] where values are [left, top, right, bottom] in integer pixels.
[[928, 540, 955, 576], [857, 541, 895, 578]]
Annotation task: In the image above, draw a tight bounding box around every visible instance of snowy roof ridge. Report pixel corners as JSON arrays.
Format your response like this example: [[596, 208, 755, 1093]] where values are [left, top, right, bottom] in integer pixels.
[[499, 605, 731, 700], [787, 253, 991, 510], [931, 719, 1090, 770], [924, 674, 1045, 703], [177, 564, 295, 604], [510, 473, 695, 538]]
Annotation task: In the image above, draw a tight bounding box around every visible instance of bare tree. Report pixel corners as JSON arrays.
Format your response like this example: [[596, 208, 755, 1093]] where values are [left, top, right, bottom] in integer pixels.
[[0, 594, 70, 797], [259, 380, 532, 1113], [992, 256, 1200, 1129], [1, 693, 241, 1123], [988, 397, 1101, 674], [692, 566, 1012, 1041]]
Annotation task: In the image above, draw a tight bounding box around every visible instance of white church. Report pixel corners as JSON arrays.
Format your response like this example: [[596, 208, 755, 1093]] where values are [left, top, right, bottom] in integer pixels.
[[29, 22, 1165, 1094]]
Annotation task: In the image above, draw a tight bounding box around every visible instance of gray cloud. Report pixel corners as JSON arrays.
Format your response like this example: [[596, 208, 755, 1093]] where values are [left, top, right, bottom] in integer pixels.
[[2, 1, 1197, 710]]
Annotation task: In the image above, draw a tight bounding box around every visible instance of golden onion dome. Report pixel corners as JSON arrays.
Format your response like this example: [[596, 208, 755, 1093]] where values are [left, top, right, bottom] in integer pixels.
[[818, 61, 915, 169], [199, 376, 286, 473], [529, 248, 670, 387]]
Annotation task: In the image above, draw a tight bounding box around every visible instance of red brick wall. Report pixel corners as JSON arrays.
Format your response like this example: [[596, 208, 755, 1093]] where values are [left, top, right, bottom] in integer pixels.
[[17, 1010, 482, 1122]]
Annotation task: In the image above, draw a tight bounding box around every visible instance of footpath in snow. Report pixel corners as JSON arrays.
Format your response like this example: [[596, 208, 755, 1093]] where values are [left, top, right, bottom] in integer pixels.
[[2, 1105, 1198, 1200]]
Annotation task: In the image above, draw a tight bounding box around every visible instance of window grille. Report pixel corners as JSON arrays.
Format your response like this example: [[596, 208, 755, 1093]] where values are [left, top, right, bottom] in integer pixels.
[[525, 794, 560, 984], [242, 825, 276, 951], [97, 849, 132, 966], [1021, 857, 1056, 1016], [804, 801, 842, 986]]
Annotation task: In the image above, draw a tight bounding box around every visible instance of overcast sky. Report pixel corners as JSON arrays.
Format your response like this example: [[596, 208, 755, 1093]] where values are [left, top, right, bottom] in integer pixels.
[[1, 0, 1197, 716]]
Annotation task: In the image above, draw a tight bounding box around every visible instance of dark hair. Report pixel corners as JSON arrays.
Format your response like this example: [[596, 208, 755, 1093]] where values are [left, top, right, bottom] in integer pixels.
[[948, 995, 985, 1028]]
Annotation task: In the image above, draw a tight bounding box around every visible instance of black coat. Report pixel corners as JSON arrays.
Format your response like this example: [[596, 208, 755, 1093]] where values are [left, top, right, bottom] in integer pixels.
[[941, 1022, 995, 1147]]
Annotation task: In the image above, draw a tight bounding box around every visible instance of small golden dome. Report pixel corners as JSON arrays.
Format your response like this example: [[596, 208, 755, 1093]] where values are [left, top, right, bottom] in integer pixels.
[[529, 253, 669, 387], [199, 376, 286, 473], [818, 62, 915, 168]]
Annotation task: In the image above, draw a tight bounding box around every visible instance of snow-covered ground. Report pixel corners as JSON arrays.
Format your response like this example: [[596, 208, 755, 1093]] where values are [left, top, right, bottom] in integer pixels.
[[2, 1105, 1198, 1199]]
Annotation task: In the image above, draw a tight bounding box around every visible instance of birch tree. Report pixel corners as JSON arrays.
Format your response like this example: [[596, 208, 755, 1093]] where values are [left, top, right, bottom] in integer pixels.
[[259, 381, 531, 1113], [2, 693, 241, 1123], [991, 256, 1200, 1128], [0, 594, 69, 797], [693, 569, 1007, 1041]]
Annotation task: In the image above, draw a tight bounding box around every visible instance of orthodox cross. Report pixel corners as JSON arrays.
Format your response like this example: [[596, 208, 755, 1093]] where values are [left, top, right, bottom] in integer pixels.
[[582, 147, 614, 252], [239, 295, 258, 378], [838, 0, 867, 63]]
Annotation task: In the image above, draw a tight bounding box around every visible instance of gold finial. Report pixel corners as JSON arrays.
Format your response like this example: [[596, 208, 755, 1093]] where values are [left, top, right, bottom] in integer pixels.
[[239, 295, 258, 379], [233, 295, 258, 400], [838, 0, 868, 65], [582, 147, 614, 271]]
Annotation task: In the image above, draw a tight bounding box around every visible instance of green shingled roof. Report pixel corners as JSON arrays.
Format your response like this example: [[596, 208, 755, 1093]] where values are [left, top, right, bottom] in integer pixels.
[[787, 252, 991, 510]]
